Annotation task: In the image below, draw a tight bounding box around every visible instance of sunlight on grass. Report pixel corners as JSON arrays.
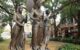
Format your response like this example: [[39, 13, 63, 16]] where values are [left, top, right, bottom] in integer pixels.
[[1, 40, 80, 50], [60, 43, 80, 50], [0, 40, 10, 50], [0, 40, 65, 50]]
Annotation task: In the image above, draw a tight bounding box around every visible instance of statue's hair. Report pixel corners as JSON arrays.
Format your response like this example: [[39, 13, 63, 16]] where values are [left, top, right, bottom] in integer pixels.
[[33, 0, 41, 9]]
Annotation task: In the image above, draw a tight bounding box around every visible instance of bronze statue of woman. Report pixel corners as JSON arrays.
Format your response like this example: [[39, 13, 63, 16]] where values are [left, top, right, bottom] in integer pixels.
[[10, 5, 25, 50]]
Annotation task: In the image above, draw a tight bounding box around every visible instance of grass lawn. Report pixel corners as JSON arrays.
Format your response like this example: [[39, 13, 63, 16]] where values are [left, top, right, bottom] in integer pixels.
[[0, 39, 80, 50], [0, 40, 10, 50], [60, 43, 80, 50]]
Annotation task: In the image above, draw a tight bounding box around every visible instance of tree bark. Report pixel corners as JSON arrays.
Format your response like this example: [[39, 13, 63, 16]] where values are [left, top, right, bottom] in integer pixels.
[[77, 10, 80, 38]]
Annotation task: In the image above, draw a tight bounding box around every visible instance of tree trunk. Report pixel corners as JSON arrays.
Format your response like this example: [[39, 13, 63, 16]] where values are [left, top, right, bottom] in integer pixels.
[[54, 18, 57, 38], [77, 10, 80, 38]]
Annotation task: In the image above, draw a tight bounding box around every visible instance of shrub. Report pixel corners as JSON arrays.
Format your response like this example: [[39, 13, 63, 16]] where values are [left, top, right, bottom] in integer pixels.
[[27, 32, 32, 38], [0, 36, 4, 42], [59, 44, 80, 50], [0, 28, 4, 42]]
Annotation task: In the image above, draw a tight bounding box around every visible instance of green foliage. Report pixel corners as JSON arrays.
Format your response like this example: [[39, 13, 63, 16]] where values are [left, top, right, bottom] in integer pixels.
[[43, 0, 53, 10], [0, 0, 13, 14], [13, 0, 26, 5], [0, 12, 12, 24], [59, 0, 80, 24], [2, 15, 12, 23], [43, 0, 60, 11], [27, 32, 32, 38], [0, 0, 26, 23], [59, 43, 80, 50], [0, 27, 4, 42], [61, 4, 79, 17], [0, 36, 4, 42], [0, 0, 13, 25], [0, 27, 3, 34]]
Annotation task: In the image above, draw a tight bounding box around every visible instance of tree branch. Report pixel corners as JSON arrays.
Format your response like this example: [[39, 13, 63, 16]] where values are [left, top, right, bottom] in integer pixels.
[[0, 5, 13, 15], [53, 0, 80, 13]]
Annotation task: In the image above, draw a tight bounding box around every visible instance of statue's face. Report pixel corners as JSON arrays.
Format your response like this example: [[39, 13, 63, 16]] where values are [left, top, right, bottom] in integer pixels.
[[26, 0, 34, 12], [36, 0, 45, 8], [17, 6, 23, 14]]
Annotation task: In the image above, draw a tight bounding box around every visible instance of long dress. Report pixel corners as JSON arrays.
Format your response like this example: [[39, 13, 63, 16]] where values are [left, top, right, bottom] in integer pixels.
[[10, 13, 25, 50], [31, 9, 44, 49]]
